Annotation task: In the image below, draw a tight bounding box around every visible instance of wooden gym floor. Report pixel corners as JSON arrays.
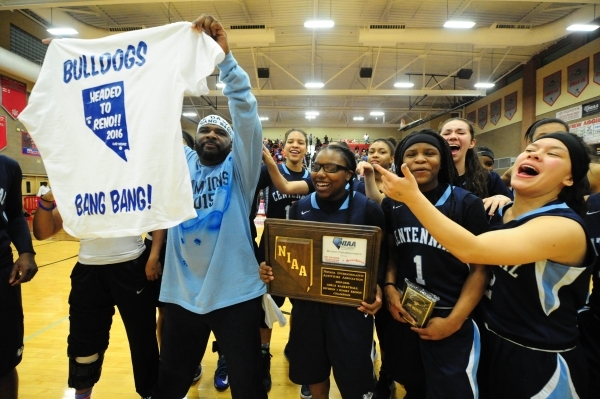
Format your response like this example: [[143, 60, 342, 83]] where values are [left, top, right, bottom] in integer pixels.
[[15, 233, 407, 399]]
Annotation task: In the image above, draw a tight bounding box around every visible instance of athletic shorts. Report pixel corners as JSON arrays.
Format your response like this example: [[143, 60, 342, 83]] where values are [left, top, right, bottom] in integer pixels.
[[384, 309, 480, 399], [288, 300, 375, 399], [481, 327, 588, 399], [0, 265, 24, 377], [578, 307, 600, 399]]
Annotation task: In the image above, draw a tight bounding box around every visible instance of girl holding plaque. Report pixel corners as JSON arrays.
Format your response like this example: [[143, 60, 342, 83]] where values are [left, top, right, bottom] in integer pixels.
[[374, 133, 595, 399], [260, 144, 385, 399], [380, 130, 489, 399]]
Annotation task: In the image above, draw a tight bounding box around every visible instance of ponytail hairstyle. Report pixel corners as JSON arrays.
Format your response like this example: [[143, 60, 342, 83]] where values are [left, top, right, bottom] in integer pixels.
[[439, 117, 489, 198], [324, 143, 358, 224], [395, 129, 460, 220]]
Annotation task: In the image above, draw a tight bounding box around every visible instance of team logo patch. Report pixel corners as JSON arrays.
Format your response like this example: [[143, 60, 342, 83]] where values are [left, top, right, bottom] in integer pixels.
[[82, 81, 130, 161]]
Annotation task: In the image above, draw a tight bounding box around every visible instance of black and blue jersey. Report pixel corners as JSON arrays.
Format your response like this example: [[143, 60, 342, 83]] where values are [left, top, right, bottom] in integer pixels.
[[259, 164, 313, 220], [484, 201, 594, 350], [457, 170, 513, 200], [383, 184, 488, 308], [0, 155, 34, 268], [584, 193, 600, 318]]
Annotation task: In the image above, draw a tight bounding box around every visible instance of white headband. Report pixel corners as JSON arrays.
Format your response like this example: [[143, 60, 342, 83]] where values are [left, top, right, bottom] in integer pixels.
[[197, 115, 234, 139]]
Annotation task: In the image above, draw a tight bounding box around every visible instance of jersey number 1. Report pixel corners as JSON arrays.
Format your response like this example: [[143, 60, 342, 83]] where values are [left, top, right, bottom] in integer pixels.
[[414, 255, 425, 285]]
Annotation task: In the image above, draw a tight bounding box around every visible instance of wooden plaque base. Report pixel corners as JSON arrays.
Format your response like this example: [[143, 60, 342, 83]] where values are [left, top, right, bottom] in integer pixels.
[[264, 219, 382, 307]]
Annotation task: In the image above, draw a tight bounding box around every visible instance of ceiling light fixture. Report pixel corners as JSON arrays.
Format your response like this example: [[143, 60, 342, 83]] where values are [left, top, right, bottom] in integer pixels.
[[474, 82, 495, 88], [353, 116, 364, 121], [566, 24, 600, 32], [304, 20, 334, 28], [47, 27, 78, 35], [305, 111, 320, 116], [216, 82, 226, 89], [306, 115, 316, 120], [370, 111, 384, 116], [394, 82, 415, 88], [259, 117, 269, 121], [182, 112, 197, 117], [443, 21, 475, 29], [305, 82, 324, 89]]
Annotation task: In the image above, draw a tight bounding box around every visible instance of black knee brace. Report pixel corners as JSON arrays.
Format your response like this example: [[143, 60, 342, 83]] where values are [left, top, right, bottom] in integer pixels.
[[68, 352, 104, 390]]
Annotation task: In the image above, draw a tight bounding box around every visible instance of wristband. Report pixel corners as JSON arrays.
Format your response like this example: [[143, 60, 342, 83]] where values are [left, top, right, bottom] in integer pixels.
[[383, 282, 396, 288], [37, 198, 56, 211]]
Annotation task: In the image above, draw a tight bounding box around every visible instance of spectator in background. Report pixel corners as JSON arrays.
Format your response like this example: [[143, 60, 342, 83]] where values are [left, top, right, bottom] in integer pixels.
[[477, 146, 495, 171], [323, 135, 329, 145], [364, 133, 370, 144], [36, 182, 50, 198]]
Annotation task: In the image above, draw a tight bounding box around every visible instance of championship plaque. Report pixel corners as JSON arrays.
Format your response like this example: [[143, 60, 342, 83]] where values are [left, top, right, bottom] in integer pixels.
[[400, 279, 439, 328], [264, 219, 382, 307]]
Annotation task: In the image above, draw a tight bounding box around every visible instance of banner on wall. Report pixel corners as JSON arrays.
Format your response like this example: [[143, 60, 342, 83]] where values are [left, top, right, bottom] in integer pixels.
[[504, 91, 517, 120], [567, 58, 589, 98], [0, 116, 6, 152], [556, 105, 582, 122], [543, 71, 561, 106], [490, 99, 501, 125], [583, 100, 600, 117], [21, 131, 39, 156], [0, 76, 27, 119], [594, 52, 600, 86], [569, 117, 600, 145], [466, 111, 476, 124], [477, 105, 488, 129]]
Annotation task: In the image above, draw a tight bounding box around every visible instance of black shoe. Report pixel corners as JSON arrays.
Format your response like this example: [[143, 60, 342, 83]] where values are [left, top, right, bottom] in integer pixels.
[[192, 364, 202, 383], [261, 347, 273, 392], [374, 369, 395, 399]]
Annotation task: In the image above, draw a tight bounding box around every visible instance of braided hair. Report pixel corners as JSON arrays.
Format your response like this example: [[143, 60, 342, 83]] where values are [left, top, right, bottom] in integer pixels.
[[324, 143, 358, 224], [439, 117, 489, 198], [395, 129, 460, 220]]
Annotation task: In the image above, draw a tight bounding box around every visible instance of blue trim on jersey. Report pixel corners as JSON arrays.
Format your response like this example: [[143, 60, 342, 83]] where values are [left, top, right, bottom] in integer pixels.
[[280, 163, 310, 179], [499, 203, 570, 219], [532, 354, 579, 399], [434, 185, 454, 207], [537, 260, 588, 316], [309, 191, 353, 210], [467, 320, 481, 399]]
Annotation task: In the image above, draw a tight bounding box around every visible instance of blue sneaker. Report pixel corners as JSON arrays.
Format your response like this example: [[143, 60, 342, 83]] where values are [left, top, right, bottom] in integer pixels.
[[214, 355, 229, 391], [300, 384, 312, 399]]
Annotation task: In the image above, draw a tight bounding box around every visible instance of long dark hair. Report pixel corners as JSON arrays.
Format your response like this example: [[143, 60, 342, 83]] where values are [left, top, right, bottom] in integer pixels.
[[439, 117, 489, 198], [320, 143, 357, 224]]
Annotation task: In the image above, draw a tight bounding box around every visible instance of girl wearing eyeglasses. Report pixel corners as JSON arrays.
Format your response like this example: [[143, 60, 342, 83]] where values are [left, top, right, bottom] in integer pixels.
[[260, 143, 385, 399]]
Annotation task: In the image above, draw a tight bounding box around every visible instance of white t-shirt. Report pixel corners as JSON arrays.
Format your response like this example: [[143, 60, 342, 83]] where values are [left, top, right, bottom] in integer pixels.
[[19, 22, 225, 238], [78, 236, 145, 265], [36, 185, 50, 197]]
